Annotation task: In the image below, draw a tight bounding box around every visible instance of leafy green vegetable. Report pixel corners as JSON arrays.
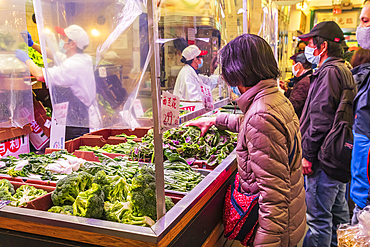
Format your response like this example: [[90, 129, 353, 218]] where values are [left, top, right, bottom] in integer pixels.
[[72, 183, 104, 219]]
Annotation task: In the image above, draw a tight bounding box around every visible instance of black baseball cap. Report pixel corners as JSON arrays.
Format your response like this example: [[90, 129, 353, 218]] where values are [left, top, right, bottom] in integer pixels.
[[298, 21, 344, 43], [290, 52, 311, 66]]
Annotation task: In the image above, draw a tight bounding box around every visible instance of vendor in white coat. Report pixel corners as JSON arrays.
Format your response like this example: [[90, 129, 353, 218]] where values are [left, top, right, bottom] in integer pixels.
[[15, 25, 101, 140], [173, 45, 219, 101]]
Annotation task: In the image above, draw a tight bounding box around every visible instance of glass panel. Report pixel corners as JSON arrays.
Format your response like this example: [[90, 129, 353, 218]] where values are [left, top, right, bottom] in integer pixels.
[[0, 0, 34, 128], [157, 0, 232, 113], [33, 0, 153, 129]]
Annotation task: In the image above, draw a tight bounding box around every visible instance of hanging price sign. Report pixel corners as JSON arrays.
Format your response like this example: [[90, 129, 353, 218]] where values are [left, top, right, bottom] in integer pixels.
[[161, 91, 180, 129], [199, 81, 214, 111]]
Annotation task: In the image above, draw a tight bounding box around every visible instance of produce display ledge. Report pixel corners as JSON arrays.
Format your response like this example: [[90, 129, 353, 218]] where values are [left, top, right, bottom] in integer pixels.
[[0, 151, 237, 247]]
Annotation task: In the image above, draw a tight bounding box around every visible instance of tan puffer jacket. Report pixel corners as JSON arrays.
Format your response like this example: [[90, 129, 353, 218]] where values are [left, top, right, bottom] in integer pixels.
[[216, 79, 306, 247]]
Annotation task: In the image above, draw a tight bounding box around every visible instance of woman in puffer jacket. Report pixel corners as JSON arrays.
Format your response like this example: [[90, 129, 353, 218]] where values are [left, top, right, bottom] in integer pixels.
[[188, 34, 306, 246]]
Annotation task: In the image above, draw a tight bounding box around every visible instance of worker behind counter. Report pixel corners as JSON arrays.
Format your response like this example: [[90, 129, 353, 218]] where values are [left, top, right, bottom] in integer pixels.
[[15, 25, 101, 141], [173, 45, 219, 102]]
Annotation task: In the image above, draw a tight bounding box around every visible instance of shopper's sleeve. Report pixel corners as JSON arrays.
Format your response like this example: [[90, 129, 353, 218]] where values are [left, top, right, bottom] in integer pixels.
[[301, 69, 341, 163], [215, 113, 244, 133], [246, 113, 290, 246]]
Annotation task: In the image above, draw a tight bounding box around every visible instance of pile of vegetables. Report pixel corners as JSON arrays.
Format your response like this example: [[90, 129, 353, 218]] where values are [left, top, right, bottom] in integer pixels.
[[18, 43, 47, 67], [78, 125, 237, 167], [0, 179, 47, 207], [48, 163, 174, 227], [0, 151, 86, 180]]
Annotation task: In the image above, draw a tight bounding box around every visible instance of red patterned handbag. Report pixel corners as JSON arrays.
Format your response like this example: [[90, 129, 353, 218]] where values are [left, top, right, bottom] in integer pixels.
[[223, 136, 297, 246], [223, 172, 259, 246]]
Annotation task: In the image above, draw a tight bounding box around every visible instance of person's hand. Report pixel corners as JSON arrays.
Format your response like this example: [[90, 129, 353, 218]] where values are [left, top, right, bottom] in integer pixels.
[[279, 80, 288, 92], [302, 158, 313, 175], [15, 49, 30, 63], [21, 31, 34, 47], [185, 117, 216, 136]]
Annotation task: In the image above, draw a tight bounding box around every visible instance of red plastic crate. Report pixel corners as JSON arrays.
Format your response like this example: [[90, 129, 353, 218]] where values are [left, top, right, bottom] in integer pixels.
[[1, 179, 54, 211], [88, 127, 151, 139]]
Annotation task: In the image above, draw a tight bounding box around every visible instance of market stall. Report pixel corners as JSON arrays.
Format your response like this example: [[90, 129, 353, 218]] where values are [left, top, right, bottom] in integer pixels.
[[0, 0, 241, 246]]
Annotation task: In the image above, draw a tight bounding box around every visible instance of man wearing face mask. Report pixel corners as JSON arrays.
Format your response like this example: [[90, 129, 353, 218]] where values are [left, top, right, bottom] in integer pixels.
[[349, 0, 370, 225], [298, 21, 355, 247], [281, 52, 312, 118], [15, 25, 98, 141], [173, 45, 219, 101]]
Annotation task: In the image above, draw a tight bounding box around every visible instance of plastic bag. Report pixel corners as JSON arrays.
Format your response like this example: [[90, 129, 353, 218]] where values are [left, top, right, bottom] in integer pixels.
[[0, 0, 34, 128], [33, 0, 153, 129], [338, 206, 370, 247]]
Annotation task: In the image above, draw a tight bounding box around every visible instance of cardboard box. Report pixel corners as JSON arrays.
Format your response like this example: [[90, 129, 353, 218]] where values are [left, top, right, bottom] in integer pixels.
[[0, 135, 30, 158], [33, 97, 51, 137], [29, 120, 49, 150], [0, 124, 32, 143]]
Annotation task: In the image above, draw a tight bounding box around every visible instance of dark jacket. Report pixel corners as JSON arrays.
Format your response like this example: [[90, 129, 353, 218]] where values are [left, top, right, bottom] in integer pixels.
[[216, 79, 306, 247], [352, 63, 370, 139], [285, 70, 312, 118], [350, 63, 370, 209], [300, 57, 355, 168]]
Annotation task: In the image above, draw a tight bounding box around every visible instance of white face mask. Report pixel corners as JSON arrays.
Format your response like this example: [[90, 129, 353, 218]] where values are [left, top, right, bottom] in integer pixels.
[[292, 63, 300, 77], [356, 26, 370, 50], [59, 39, 67, 53], [304, 46, 323, 65]]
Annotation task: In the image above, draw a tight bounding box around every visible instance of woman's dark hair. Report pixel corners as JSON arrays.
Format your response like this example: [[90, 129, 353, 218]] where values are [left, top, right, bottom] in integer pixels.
[[180, 56, 194, 65], [312, 36, 342, 58], [351, 48, 370, 68], [220, 34, 280, 87]]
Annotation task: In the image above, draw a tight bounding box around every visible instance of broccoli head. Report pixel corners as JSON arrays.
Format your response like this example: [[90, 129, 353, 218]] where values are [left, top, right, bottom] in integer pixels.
[[0, 179, 15, 194], [165, 197, 174, 212], [121, 210, 155, 227], [73, 183, 104, 219], [51, 172, 93, 206], [11, 185, 47, 207], [48, 205, 73, 215], [0, 188, 14, 201], [104, 201, 132, 222], [93, 171, 129, 202], [130, 165, 157, 220]]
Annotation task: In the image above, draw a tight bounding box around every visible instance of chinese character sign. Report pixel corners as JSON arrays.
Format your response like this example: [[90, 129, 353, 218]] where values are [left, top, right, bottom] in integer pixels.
[[161, 91, 180, 129], [199, 81, 214, 111]]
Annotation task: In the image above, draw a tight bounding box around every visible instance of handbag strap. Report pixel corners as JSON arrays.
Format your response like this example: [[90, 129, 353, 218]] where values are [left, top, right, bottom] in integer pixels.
[[288, 135, 297, 165]]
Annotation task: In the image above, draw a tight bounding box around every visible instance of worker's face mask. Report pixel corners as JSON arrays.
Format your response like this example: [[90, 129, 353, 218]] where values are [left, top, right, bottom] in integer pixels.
[[231, 86, 242, 97], [292, 63, 300, 77], [59, 39, 67, 54], [198, 58, 203, 69], [357, 26, 370, 50], [304, 46, 323, 65]]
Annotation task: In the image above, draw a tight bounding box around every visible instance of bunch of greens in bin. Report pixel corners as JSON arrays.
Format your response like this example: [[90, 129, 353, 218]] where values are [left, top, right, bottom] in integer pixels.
[[0, 180, 47, 207], [11, 184, 48, 207], [49, 161, 175, 227], [0, 151, 74, 181], [45, 106, 52, 117]]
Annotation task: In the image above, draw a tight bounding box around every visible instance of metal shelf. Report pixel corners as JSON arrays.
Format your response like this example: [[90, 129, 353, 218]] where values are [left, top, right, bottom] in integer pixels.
[[179, 98, 230, 124]]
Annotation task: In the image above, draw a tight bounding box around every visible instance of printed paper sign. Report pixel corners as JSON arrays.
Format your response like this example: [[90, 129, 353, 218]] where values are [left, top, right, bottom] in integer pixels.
[[0, 135, 30, 158], [161, 91, 180, 129], [53, 102, 69, 126], [134, 99, 145, 117], [0, 200, 11, 209], [50, 111, 66, 150], [29, 120, 49, 150], [199, 82, 214, 111]]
